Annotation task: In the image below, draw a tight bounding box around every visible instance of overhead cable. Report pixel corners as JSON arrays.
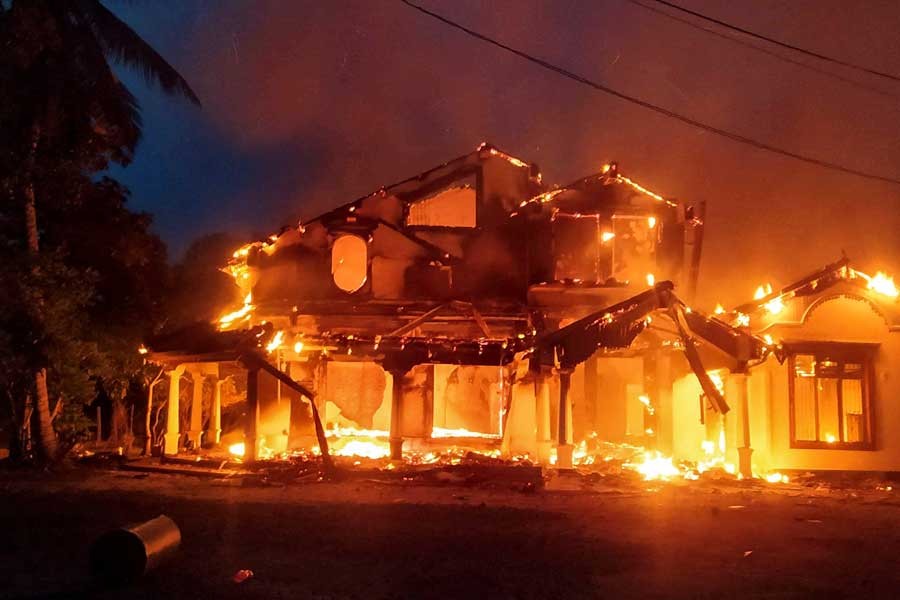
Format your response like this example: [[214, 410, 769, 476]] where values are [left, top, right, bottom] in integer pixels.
[[399, 0, 900, 186]]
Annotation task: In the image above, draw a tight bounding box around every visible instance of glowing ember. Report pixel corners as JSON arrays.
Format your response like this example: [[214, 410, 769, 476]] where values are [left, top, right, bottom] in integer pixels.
[[137, 345, 149, 355], [714, 303, 725, 315], [601, 231, 615, 243], [646, 273, 656, 286], [825, 433, 837, 443]]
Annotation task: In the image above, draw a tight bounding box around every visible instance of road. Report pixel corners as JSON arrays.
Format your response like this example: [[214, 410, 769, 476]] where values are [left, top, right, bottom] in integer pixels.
[[0, 467, 897, 599]]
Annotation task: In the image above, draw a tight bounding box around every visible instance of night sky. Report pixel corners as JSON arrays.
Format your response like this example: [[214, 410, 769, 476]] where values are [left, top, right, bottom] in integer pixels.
[[110, 0, 900, 306]]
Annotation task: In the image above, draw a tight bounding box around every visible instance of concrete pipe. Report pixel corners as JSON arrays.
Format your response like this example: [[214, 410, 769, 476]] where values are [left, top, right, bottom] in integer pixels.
[[90, 515, 181, 585]]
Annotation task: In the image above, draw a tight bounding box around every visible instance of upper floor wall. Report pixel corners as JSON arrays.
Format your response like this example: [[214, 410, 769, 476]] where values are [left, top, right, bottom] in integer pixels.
[[229, 145, 699, 318]]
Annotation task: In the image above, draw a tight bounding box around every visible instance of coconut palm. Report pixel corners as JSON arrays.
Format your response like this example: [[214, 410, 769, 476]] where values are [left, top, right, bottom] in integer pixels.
[[0, 0, 199, 460]]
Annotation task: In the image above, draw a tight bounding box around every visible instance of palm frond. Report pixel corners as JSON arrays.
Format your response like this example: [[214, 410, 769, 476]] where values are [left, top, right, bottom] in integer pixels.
[[71, 0, 201, 106]]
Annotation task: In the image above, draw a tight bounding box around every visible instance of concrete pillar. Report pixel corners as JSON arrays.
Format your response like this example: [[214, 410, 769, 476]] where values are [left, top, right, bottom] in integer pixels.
[[245, 368, 260, 463], [163, 365, 185, 455], [534, 370, 552, 463], [556, 367, 575, 469], [388, 368, 407, 460], [732, 369, 752, 478], [187, 371, 205, 449], [210, 379, 223, 445]]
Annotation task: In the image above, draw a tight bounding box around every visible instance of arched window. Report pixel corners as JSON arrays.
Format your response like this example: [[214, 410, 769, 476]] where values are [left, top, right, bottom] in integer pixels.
[[331, 234, 368, 293]]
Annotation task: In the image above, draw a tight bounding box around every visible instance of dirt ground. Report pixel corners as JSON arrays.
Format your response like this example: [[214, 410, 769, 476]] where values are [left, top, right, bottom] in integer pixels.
[[0, 465, 897, 599]]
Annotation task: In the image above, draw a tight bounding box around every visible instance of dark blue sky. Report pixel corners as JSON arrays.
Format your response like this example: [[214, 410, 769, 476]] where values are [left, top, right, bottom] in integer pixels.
[[110, 0, 900, 305]]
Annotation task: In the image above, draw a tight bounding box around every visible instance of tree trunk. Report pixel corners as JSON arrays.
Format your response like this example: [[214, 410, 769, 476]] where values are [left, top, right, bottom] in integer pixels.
[[32, 369, 57, 459], [23, 123, 58, 461]]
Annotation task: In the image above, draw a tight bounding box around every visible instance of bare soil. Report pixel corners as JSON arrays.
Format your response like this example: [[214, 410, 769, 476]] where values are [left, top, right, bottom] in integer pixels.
[[0, 465, 897, 599]]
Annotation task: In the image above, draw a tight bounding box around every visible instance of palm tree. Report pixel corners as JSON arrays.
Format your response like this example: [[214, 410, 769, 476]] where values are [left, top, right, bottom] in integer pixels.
[[1, 0, 199, 460]]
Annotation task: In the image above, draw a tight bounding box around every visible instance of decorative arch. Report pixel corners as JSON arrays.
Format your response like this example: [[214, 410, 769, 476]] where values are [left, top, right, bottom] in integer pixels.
[[800, 292, 893, 330]]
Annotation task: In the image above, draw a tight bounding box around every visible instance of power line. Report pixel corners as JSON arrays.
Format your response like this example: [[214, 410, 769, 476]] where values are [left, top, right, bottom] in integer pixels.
[[399, 0, 900, 186], [623, 0, 900, 102], [648, 0, 900, 84]]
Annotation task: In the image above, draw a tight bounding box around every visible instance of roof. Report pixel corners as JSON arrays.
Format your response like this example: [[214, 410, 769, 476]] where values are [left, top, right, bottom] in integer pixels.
[[303, 142, 539, 227], [514, 162, 679, 212], [721, 257, 900, 332]]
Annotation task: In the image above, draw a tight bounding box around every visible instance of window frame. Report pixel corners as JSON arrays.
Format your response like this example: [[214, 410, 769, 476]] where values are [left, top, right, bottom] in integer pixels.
[[786, 341, 877, 450]]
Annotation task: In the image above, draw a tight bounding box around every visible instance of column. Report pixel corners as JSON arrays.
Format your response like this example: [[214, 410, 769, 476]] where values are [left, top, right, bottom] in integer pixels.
[[534, 369, 552, 464], [187, 371, 205, 449], [556, 367, 575, 469], [163, 365, 185, 455], [388, 368, 407, 461], [209, 379, 223, 445], [732, 369, 752, 479], [245, 368, 260, 463]]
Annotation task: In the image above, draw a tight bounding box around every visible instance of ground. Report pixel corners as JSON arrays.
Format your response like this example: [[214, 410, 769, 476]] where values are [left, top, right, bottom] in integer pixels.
[[0, 465, 897, 599]]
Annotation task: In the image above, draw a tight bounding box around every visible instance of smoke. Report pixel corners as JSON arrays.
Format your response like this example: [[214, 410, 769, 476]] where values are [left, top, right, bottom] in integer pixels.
[[117, 0, 900, 306]]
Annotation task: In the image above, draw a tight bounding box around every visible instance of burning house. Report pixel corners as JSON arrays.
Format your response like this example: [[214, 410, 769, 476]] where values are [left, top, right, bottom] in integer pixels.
[[144, 143, 898, 478]]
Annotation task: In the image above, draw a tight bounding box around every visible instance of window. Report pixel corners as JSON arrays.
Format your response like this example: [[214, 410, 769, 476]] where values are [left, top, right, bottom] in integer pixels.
[[552, 212, 610, 282], [788, 343, 875, 449], [331, 234, 368, 293], [611, 214, 658, 284], [406, 184, 476, 228]]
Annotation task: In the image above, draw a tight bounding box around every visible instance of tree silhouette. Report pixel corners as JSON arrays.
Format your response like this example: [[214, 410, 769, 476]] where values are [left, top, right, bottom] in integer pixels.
[[0, 0, 199, 460]]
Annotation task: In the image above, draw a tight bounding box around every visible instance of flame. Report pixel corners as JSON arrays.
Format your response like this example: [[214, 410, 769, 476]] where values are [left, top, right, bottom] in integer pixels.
[[825, 433, 837, 444], [735, 312, 750, 327], [753, 283, 773, 300], [628, 451, 681, 480], [638, 394, 655, 415], [707, 371, 725, 395], [486, 146, 528, 168], [137, 345, 149, 355], [232, 243, 253, 259], [334, 440, 391, 459], [218, 293, 254, 330], [228, 442, 245, 457], [765, 472, 790, 484], [764, 295, 785, 315], [519, 188, 566, 207], [265, 330, 285, 354], [647, 216, 657, 229], [601, 231, 615, 243], [714, 303, 725, 315], [763, 334, 775, 346], [865, 271, 899, 298], [646, 273, 656, 286], [432, 427, 500, 439], [327, 427, 388, 438], [293, 341, 304, 354], [615, 174, 669, 204]]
